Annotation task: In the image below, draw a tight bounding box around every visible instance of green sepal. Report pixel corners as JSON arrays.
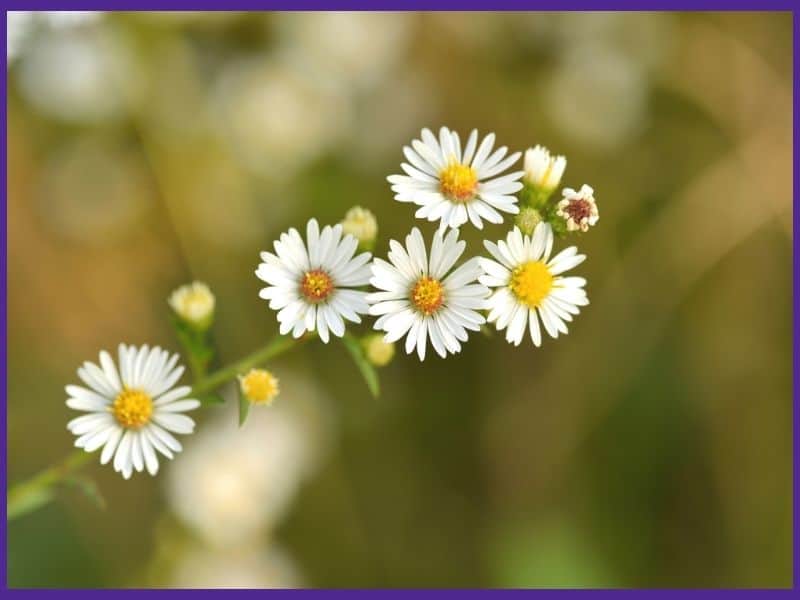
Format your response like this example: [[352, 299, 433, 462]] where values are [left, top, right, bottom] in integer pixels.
[[171, 315, 215, 380]]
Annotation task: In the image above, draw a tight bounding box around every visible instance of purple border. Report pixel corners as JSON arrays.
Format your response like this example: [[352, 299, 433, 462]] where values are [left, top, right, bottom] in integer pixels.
[[2, 6, 797, 594], [0, 2, 798, 9]]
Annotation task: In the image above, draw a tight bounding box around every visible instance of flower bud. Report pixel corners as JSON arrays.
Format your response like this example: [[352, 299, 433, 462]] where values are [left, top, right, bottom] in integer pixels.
[[341, 206, 377, 250], [239, 368, 280, 405], [557, 184, 599, 232], [523, 145, 566, 197], [362, 333, 395, 367], [168, 281, 215, 330], [514, 207, 543, 236]]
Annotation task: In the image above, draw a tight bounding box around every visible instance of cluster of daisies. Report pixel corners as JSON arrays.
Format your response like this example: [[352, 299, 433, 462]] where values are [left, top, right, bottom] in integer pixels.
[[66, 126, 598, 478], [256, 126, 598, 358]]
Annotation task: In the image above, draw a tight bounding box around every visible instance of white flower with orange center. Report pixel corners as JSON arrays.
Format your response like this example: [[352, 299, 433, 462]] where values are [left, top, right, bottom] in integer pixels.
[[367, 228, 488, 360], [387, 126, 524, 230], [479, 223, 589, 346], [66, 345, 199, 479], [557, 184, 599, 232], [256, 218, 373, 343]]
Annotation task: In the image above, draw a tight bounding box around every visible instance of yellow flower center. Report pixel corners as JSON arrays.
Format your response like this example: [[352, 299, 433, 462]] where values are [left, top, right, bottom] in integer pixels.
[[112, 389, 153, 428], [240, 369, 280, 405], [439, 161, 478, 203], [510, 261, 554, 308], [411, 276, 445, 315], [301, 269, 334, 303]]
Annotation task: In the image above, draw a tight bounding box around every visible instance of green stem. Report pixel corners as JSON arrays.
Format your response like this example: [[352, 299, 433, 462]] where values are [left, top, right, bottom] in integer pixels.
[[7, 334, 301, 521], [191, 334, 299, 397], [7, 450, 92, 520]]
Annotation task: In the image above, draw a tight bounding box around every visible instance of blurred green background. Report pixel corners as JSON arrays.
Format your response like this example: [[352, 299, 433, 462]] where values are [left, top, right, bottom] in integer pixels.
[[6, 11, 793, 588]]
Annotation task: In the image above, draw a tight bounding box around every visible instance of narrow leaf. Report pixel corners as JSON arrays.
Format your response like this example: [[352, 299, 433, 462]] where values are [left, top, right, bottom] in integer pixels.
[[341, 333, 380, 398], [6, 487, 54, 521], [238, 388, 251, 427], [65, 476, 106, 511]]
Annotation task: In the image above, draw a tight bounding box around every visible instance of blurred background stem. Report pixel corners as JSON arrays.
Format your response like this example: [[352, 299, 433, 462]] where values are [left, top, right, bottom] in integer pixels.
[[7, 334, 300, 522], [7, 450, 92, 521]]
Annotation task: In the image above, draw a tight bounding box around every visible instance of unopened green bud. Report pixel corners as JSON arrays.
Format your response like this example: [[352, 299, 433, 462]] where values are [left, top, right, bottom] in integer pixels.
[[168, 281, 215, 331], [341, 206, 378, 251], [514, 207, 543, 236]]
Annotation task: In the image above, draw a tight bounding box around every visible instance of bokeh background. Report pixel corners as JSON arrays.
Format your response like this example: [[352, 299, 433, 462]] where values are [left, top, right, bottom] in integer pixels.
[[6, 11, 793, 588]]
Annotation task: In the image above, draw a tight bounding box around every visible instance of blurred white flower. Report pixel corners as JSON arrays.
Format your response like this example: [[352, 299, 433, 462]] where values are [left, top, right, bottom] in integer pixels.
[[214, 57, 351, 179], [169, 544, 303, 589], [16, 25, 141, 123], [37, 136, 153, 245], [551, 12, 673, 73], [340, 206, 378, 249], [7, 11, 103, 63], [544, 46, 647, 150], [169, 282, 215, 330], [7, 12, 35, 63], [166, 373, 330, 547], [276, 12, 412, 90]]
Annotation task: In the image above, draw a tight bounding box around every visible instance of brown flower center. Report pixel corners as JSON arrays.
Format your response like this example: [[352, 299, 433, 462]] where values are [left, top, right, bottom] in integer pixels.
[[300, 269, 334, 303]]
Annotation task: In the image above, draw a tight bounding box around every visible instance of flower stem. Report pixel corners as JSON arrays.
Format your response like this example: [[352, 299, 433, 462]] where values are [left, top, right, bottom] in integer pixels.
[[7, 334, 301, 521], [7, 450, 92, 521], [191, 334, 299, 397]]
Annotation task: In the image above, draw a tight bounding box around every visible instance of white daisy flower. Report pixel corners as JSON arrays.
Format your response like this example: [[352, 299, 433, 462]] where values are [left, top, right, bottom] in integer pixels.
[[479, 223, 589, 347], [368, 227, 488, 360], [557, 184, 599, 232], [66, 345, 199, 479], [387, 126, 524, 230], [256, 218, 372, 343]]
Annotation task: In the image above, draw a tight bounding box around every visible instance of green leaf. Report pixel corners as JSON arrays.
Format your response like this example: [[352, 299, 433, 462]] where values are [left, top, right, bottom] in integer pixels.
[[238, 387, 251, 427], [65, 476, 106, 511], [6, 487, 54, 521], [340, 333, 380, 398]]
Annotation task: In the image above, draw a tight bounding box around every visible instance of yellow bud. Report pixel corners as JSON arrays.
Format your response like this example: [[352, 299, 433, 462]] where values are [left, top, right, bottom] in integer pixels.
[[239, 369, 280, 405], [362, 334, 395, 367]]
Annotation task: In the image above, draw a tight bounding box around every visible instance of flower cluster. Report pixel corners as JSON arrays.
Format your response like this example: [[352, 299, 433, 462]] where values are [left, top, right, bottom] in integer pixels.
[[63, 125, 599, 480], [257, 126, 599, 357]]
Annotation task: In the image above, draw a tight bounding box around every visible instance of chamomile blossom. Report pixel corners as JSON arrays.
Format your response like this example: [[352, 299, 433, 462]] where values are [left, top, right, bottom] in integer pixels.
[[387, 127, 524, 230], [368, 228, 488, 360], [479, 223, 589, 347], [66, 345, 199, 479], [256, 218, 372, 343]]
